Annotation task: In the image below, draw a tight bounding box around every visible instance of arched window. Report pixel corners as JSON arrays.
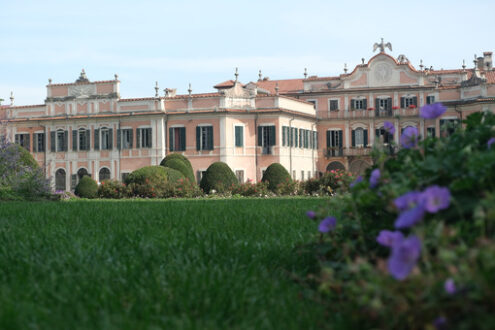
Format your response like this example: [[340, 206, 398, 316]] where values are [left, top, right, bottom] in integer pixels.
[[377, 127, 393, 144], [326, 161, 345, 172], [77, 168, 89, 180], [99, 168, 110, 182], [55, 169, 66, 191]]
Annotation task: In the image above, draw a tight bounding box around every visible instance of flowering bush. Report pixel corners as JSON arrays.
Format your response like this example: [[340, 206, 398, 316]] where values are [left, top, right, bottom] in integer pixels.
[[301, 108, 495, 328], [97, 180, 130, 199], [318, 169, 354, 194], [231, 181, 270, 197]]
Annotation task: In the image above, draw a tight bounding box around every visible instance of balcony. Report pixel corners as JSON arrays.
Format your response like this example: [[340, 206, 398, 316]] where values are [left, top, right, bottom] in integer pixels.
[[317, 108, 419, 120], [261, 146, 273, 155], [325, 147, 372, 158]]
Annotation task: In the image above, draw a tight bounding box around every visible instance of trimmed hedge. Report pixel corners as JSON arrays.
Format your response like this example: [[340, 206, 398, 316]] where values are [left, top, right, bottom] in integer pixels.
[[261, 163, 291, 191], [125, 166, 169, 185], [74, 176, 98, 198], [161, 158, 195, 183], [163, 167, 185, 183], [200, 162, 237, 193]]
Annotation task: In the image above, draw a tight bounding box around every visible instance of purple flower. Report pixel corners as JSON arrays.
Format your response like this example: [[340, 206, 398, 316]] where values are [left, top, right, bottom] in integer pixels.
[[400, 126, 419, 149], [306, 210, 316, 219], [387, 235, 421, 280], [420, 103, 447, 119], [444, 278, 456, 294], [433, 316, 447, 330], [384, 121, 395, 135], [350, 175, 363, 188], [421, 186, 451, 213], [488, 137, 495, 149], [394, 204, 425, 229], [369, 169, 380, 188], [376, 230, 404, 247], [394, 191, 422, 212], [318, 216, 337, 233]]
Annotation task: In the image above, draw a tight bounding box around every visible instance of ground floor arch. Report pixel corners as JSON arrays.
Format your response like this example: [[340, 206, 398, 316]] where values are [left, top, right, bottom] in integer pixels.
[[326, 161, 345, 172], [349, 159, 371, 175], [55, 169, 66, 191]]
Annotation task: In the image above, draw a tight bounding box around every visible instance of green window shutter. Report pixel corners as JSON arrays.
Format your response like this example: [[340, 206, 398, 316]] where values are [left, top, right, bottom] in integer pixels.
[[338, 130, 343, 147], [196, 126, 201, 150], [180, 127, 186, 151], [63, 131, 68, 151], [352, 130, 356, 147], [86, 129, 91, 150], [375, 98, 379, 110], [400, 97, 405, 108], [350, 99, 355, 110], [269, 126, 276, 146], [117, 129, 121, 150], [169, 127, 174, 151], [295, 128, 298, 147], [363, 99, 367, 109], [50, 131, 56, 152], [315, 131, 318, 149], [72, 130, 78, 151], [136, 129, 141, 148], [326, 130, 330, 148], [108, 129, 113, 149], [26, 134, 30, 151], [257, 126, 262, 146], [413, 96, 418, 106], [94, 129, 99, 150], [235, 126, 243, 147], [376, 128, 380, 137], [148, 128, 153, 148], [282, 126, 286, 146], [207, 126, 213, 150], [289, 128, 293, 147], [71, 174, 77, 190], [364, 129, 368, 146], [15, 134, 19, 145], [33, 134, 38, 152]]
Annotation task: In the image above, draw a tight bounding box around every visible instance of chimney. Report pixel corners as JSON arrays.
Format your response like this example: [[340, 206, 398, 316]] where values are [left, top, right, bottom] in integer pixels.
[[477, 56, 484, 70], [483, 51, 493, 70]]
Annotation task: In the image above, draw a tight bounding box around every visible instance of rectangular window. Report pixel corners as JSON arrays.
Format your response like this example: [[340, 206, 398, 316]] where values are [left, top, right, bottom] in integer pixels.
[[353, 99, 366, 110], [235, 170, 244, 183], [326, 130, 343, 156], [15, 133, 30, 150], [400, 96, 418, 108], [427, 127, 436, 138], [440, 119, 460, 137], [426, 96, 436, 104], [100, 128, 113, 150], [57, 131, 66, 152], [235, 126, 244, 147], [169, 127, 186, 151], [257, 125, 276, 154], [329, 99, 339, 111], [78, 129, 90, 151], [137, 128, 152, 148], [196, 126, 213, 151], [33, 133, 45, 152]]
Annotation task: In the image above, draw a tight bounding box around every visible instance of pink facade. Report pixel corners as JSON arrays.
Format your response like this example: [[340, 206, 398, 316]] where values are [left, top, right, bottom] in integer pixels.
[[3, 44, 495, 191]]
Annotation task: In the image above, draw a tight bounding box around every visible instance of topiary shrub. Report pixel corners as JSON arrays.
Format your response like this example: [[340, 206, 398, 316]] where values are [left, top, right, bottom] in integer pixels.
[[74, 176, 98, 198], [125, 166, 169, 185], [200, 162, 237, 193], [261, 163, 291, 192], [162, 167, 185, 183], [162, 158, 195, 183]]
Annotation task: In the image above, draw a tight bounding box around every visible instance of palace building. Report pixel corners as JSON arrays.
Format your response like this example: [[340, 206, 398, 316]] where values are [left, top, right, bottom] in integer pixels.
[[2, 41, 495, 191]]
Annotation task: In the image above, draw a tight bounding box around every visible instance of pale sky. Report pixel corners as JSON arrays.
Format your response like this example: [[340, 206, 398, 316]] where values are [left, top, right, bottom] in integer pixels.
[[1, 0, 493, 105]]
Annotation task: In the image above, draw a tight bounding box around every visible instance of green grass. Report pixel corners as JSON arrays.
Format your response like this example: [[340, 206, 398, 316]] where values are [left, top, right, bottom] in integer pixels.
[[0, 198, 328, 329]]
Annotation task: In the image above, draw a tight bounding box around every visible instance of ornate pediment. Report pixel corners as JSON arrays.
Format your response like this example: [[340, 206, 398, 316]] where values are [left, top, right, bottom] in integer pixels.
[[68, 84, 96, 98]]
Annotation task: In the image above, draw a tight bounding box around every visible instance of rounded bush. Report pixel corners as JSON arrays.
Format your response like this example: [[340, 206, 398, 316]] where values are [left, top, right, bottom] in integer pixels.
[[125, 166, 169, 185], [162, 167, 185, 183], [200, 162, 237, 193], [74, 176, 98, 198], [161, 158, 195, 183], [261, 163, 291, 191]]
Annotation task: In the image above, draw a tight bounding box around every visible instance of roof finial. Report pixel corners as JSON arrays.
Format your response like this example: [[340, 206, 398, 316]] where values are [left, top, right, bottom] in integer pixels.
[[76, 69, 89, 83], [304, 68, 308, 79], [188, 83, 192, 96], [462, 59, 466, 70], [114, 73, 119, 80], [275, 82, 279, 95], [361, 58, 365, 64], [373, 38, 392, 53], [343, 63, 348, 73], [10, 91, 14, 106], [48, 78, 52, 85], [234, 67, 239, 82], [419, 59, 424, 71], [155, 81, 159, 97], [258, 70, 262, 81]]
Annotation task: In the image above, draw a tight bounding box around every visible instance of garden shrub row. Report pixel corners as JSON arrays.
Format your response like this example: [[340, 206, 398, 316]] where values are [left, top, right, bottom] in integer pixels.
[[303, 106, 495, 329]]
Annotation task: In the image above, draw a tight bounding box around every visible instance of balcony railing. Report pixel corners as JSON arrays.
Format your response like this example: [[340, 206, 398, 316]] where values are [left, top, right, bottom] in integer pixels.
[[318, 108, 419, 120], [326, 147, 372, 158], [261, 146, 273, 155]]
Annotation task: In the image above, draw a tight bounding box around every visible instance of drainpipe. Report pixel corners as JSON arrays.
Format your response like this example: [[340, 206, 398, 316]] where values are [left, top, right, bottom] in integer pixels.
[[289, 116, 295, 177], [255, 114, 259, 182], [311, 122, 316, 178]]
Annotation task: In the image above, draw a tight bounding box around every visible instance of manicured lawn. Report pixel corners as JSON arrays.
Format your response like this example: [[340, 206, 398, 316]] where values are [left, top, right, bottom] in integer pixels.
[[0, 198, 328, 329]]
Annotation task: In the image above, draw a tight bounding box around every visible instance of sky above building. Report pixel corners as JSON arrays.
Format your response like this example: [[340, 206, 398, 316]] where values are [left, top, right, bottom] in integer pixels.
[[0, 0, 493, 105]]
